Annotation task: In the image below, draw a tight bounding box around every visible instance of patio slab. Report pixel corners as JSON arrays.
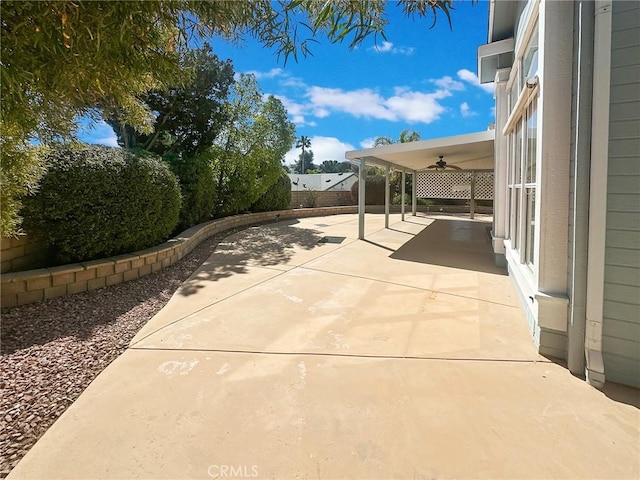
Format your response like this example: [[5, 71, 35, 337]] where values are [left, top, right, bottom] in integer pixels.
[[8, 213, 640, 480]]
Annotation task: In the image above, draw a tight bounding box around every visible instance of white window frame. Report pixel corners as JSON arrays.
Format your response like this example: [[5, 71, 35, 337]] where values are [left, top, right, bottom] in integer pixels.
[[504, 16, 539, 276]]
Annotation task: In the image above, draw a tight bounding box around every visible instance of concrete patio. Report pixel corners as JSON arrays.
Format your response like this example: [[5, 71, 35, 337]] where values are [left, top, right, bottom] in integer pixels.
[[9, 213, 639, 479]]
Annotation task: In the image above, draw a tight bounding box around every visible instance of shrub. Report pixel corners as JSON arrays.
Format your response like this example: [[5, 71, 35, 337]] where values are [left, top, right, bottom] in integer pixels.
[[165, 153, 216, 230], [303, 190, 318, 208], [350, 175, 391, 205], [22, 143, 181, 264], [251, 169, 291, 212]]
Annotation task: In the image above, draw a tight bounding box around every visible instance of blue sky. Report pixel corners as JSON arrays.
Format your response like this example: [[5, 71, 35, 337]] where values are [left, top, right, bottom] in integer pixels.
[[80, 0, 494, 166]]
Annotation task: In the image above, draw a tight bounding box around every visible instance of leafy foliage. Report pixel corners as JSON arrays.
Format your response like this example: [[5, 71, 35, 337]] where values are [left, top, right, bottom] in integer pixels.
[[318, 160, 353, 173], [165, 153, 217, 231], [374, 129, 421, 147], [22, 144, 181, 264], [1, 0, 465, 236], [0, 131, 46, 237], [251, 169, 292, 212], [106, 45, 235, 157], [292, 151, 317, 174], [211, 75, 295, 217], [350, 175, 392, 205]]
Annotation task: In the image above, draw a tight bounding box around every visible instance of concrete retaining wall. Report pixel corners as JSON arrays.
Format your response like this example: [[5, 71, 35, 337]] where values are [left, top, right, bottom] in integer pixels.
[[0, 207, 357, 309]]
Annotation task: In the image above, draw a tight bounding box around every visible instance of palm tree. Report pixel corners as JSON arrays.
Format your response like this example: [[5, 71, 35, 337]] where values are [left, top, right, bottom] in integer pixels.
[[295, 135, 311, 173], [398, 129, 421, 143], [373, 136, 394, 147], [372, 129, 421, 148]]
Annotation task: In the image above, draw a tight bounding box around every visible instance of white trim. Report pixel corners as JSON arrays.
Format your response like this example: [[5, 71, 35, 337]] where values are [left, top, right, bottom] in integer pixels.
[[515, 0, 540, 59], [585, 0, 612, 388], [503, 83, 539, 135]]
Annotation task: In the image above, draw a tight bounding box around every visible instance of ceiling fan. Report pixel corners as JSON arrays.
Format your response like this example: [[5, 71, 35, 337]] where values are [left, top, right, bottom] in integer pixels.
[[427, 155, 462, 171]]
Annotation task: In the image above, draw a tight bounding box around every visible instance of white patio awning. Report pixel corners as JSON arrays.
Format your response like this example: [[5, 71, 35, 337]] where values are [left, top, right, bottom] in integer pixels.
[[345, 130, 495, 171]]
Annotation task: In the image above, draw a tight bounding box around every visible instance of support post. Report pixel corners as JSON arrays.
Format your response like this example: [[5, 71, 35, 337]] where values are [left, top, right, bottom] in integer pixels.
[[470, 171, 476, 220], [358, 158, 366, 240], [412, 171, 417, 216], [401, 170, 406, 221], [385, 165, 390, 228]]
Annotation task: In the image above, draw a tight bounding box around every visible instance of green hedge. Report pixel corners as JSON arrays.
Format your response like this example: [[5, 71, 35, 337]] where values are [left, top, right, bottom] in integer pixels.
[[22, 144, 181, 264], [251, 169, 291, 212], [165, 153, 216, 230]]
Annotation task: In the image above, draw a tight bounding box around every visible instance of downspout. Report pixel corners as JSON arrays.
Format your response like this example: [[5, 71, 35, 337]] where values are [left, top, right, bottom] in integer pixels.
[[567, 0, 594, 378], [584, 0, 612, 388]]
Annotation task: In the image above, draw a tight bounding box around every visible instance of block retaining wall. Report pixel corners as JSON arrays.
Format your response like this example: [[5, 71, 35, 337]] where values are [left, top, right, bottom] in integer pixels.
[[1, 206, 357, 309], [289, 190, 355, 209]]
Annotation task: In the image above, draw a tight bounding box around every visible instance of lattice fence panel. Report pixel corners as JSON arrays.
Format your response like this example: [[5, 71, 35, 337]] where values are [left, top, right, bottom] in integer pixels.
[[474, 172, 494, 200], [416, 171, 494, 200]]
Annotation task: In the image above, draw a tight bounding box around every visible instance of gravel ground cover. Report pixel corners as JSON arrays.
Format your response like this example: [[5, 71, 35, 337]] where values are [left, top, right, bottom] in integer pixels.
[[0, 227, 244, 477]]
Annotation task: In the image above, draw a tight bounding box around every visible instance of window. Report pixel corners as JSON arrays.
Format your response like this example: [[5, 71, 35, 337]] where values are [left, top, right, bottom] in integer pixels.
[[505, 22, 539, 268]]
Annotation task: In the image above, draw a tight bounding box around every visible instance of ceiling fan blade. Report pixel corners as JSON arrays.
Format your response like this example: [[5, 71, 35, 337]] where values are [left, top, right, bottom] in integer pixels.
[[427, 165, 438, 169], [447, 165, 463, 170]]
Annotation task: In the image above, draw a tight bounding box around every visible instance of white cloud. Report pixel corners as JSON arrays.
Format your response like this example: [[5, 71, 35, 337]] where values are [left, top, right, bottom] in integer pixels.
[[373, 41, 394, 52], [385, 90, 448, 123], [79, 120, 119, 148], [360, 137, 376, 149], [285, 136, 355, 165], [306, 86, 448, 124], [95, 135, 119, 147], [370, 41, 415, 56], [433, 75, 465, 91], [460, 102, 477, 118], [457, 69, 495, 94], [244, 67, 285, 80]]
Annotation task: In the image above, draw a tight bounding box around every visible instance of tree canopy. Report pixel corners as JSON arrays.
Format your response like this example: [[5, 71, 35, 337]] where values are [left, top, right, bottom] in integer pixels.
[[374, 129, 422, 146], [106, 44, 235, 158], [0, 0, 465, 236], [210, 74, 295, 216]]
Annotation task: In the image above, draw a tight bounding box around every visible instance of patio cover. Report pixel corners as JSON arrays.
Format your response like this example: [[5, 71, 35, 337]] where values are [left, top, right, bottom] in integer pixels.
[[344, 130, 495, 239], [345, 130, 495, 171]]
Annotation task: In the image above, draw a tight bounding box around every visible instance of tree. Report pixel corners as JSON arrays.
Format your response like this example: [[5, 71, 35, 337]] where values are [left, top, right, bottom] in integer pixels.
[[210, 74, 295, 217], [0, 0, 466, 236], [373, 129, 421, 147], [106, 44, 235, 158], [373, 136, 394, 147], [293, 151, 317, 174], [371, 130, 421, 195], [399, 129, 422, 143], [295, 136, 312, 173], [319, 160, 352, 173]]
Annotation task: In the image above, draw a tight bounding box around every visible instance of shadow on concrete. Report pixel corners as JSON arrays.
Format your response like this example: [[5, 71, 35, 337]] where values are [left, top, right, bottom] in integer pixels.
[[390, 219, 507, 275], [602, 382, 640, 409], [178, 221, 325, 296]]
